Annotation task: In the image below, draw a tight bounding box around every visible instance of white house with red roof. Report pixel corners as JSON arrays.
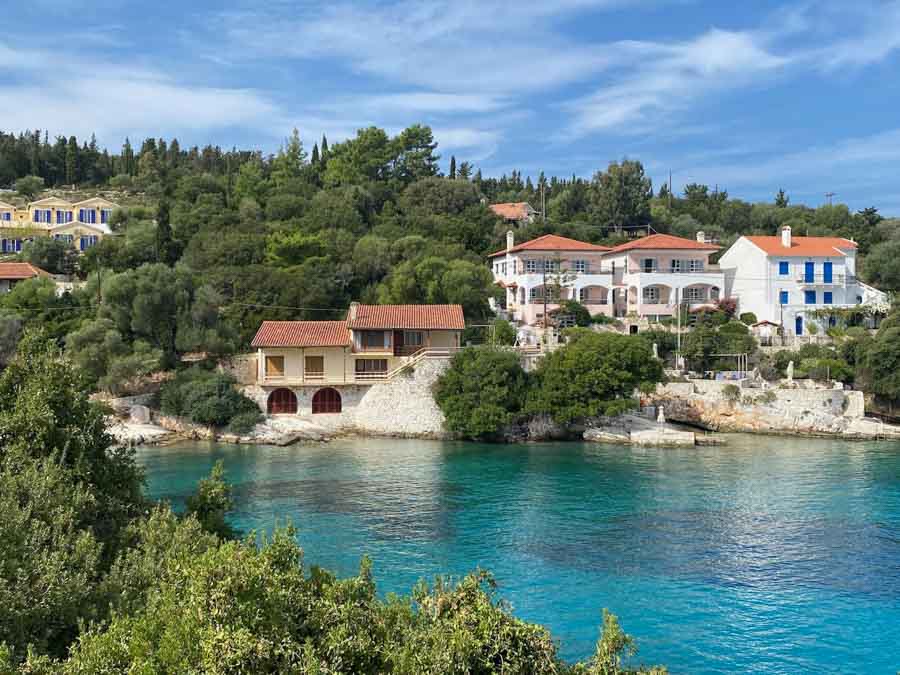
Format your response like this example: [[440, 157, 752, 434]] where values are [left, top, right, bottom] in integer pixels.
[[250, 303, 463, 415], [603, 233, 725, 321], [0, 262, 50, 293], [719, 225, 888, 336], [489, 231, 727, 325], [489, 231, 613, 324]]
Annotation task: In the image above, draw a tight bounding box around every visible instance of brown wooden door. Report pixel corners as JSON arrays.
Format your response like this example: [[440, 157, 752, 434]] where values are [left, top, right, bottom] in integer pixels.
[[267, 388, 297, 414], [393, 330, 404, 356], [312, 388, 342, 414]]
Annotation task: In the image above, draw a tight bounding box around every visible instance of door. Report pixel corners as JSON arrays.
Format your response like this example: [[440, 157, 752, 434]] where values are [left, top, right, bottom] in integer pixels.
[[804, 261, 815, 283], [312, 388, 342, 414], [795, 315, 803, 336], [393, 330, 404, 357], [823, 261, 833, 283], [304, 356, 324, 380], [267, 388, 297, 414]]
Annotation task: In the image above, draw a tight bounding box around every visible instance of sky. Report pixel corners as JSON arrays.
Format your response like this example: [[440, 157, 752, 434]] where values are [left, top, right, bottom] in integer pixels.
[[3, 0, 900, 213]]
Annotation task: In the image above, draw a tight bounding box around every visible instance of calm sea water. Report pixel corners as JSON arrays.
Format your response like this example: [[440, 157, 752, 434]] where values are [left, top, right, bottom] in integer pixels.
[[137, 436, 900, 674]]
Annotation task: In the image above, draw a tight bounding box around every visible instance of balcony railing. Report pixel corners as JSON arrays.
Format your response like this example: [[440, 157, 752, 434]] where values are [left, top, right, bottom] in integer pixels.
[[627, 264, 721, 274], [795, 273, 847, 285]]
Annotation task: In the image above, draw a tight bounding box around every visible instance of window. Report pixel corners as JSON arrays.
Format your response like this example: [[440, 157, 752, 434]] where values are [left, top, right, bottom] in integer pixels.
[[578, 288, 587, 303], [529, 287, 542, 301], [641, 258, 657, 273], [79, 235, 98, 251], [823, 291, 833, 304], [544, 259, 560, 273], [101, 209, 111, 224], [360, 331, 387, 349], [684, 287, 704, 302], [0, 239, 21, 253], [525, 259, 541, 273], [643, 287, 660, 303], [304, 355, 324, 376], [779, 261, 789, 275], [355, 359, 388, 374], [804, 290, 817, 305], [779, 291, 789, 305], [55, 210, 72, 224], [501, 262, 507, 275], [265, 355, 285, 377], [689, 259, 705, 272], [79, 208, 97, 224], [0, 212, 10, 221], [34, 209, 51, 223], [670, 259, 684, 273], [403, 330, 424, 346], [54, 234, 74, 245], [573, 260, 588, 273]]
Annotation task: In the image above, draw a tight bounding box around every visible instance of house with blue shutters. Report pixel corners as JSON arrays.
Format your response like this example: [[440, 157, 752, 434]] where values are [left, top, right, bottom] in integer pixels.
[[719, 225, 888, 336], [0, 196, 117, 254]]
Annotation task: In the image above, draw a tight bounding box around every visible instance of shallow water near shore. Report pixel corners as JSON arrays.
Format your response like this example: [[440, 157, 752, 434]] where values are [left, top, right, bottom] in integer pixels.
[[137, 434, 900, 674]]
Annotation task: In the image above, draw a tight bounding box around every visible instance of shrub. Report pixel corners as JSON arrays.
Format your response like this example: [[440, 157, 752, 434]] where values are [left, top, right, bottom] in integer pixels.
[[554, 299, 592, 327], [638, 329, 678, 359], [722, 383, 741, 403], [226, 410, 263, 435], [528, 330, 663, 424], [491, 318, 517, 346], [160, 367, 260, 427], [434, 347, 530, 439], [739, 312, 758, 325]]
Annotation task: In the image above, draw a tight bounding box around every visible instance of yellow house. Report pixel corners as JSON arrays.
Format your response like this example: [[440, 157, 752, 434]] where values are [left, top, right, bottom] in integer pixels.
[[251, 303, 464, 414], [0, 196, 118, 254]]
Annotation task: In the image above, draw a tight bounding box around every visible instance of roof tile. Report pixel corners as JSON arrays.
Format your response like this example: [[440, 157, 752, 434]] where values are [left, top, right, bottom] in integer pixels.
[[745, 235, 856, 257], [348, 304, 465, 330], [489, 202, 534, 220], [606, 233, 719, 253], [251, 321, 350, 348], [488, 234, 611, 257], [0, 263, 50, 280]]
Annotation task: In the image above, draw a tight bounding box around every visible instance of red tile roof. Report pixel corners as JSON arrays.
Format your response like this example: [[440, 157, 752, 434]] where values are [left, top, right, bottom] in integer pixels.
[[0, 262, 50, 280], [251, 321, 350, 348], [606, 233, 719, 253], [489, 202, 534, 220], [347, 304, 465, 330], [745, 235, 856, 257], [488, 233, 611, 258]]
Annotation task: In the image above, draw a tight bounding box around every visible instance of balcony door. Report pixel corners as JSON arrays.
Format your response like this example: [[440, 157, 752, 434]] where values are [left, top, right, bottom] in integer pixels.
[[823, 261, 833, 283], [804, 261, 815, 283]]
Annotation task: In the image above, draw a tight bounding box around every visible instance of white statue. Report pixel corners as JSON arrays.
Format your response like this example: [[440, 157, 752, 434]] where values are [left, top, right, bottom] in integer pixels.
[[786, 360, 794, 383], [652, 342, 659, 359], [657, 406, 666, 424]]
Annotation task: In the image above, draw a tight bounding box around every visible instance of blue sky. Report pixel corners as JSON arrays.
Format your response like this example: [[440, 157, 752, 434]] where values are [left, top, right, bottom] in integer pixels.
[[4, 0, 900, 213]]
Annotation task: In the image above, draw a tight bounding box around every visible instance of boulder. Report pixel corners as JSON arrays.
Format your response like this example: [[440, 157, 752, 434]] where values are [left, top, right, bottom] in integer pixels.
[[129, 405, 151, 424]]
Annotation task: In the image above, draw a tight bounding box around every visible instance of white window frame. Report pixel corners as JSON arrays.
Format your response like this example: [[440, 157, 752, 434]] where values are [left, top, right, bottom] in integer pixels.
[[529, 287, 542, 302], [578, 287, 587, 303], [689, 259, 705, 272], [573, 259, 588, 273], [544, 259, 560, 273], [641, 258, 657, 273], [684, 287, 704, 302], [670, 259, 685, 273], [525, 259, 541, 274], [643, 287, 660, 303]]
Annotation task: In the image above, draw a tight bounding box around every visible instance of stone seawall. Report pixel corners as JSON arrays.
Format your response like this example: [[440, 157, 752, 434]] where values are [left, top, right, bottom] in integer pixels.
[[650, 380, 900, 439]]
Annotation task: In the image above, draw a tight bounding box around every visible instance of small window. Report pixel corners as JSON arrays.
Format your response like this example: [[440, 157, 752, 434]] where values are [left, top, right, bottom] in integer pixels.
[[805, 290, 817, 305], [823, 291, 833, 305], [578, 288, 587, 303], [355, 359, 388, 374], [642, 258, 657, 273], [685, 287, 704, 302], [780, 291, 789, 305], [529, 287, 542, 301], [304, 355, 324, 375], [689, 259, 704, 272], [779, 261, 790, 275], [525, 259, 541, 273], [544, 259, 560, 273], [643, 287, 660, 303], [670, 259, 685, 273], [404, 331, 424, 346], [265, 355, 285, 377], [573, 260, 588, 273]]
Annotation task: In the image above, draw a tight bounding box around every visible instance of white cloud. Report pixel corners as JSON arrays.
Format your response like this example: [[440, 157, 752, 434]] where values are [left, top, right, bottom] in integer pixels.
[[565, 29, 788, 136]]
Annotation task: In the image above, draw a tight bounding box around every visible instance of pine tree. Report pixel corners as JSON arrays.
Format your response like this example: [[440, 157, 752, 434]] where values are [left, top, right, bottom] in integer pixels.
[[320, 134, 329, 163], [457, 161, 472, 181], [775, 189, 789, 208], [449, 155, 456, 180], [156, 195, 175, 265], [122, 138, 135, 176], [311, 143, 320, 165]]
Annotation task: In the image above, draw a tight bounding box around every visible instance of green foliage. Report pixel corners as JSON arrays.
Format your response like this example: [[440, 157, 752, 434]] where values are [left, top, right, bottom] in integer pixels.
[[15, 174, 45, 200], [491, 318, 517, 346], [722, 384, 741, 403], [160, 367, 261, 427], [227, 410, 264, 435], [20, 237, 70, 275], [739, 312, 758, 325], [589, 160, 652, 232], [555, 299, 593, 327], [864, 326, 900, 400], [185, 461, 238, 539], [862, 238, 900, 291], [528, 331, 663, 424], [682, 321, 756, 372], [434, 347, 530, 439]]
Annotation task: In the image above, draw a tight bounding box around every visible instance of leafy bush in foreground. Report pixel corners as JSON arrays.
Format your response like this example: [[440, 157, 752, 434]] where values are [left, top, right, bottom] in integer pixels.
[[160, 367, 261, 427]]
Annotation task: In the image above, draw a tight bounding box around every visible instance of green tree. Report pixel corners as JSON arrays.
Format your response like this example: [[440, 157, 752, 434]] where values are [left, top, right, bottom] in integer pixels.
[[449, 154, 457, 179], [15, 174, 45, 200], [528, 331, 663, 424], [185, 460, 238, 539], [861, 239, 900, 291], [20, 236, 68, 274], [65, 135, 79, 185], [434, 347, 529, 439], [65, 317, 130, 386], [270, 128, 307, 189], [774, 189, 789, 208], [589, 160, 652, 232]]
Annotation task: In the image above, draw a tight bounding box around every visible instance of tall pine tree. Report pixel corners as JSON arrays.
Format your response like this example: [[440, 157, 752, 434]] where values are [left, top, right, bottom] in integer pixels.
[[449, 155, 456, 179]]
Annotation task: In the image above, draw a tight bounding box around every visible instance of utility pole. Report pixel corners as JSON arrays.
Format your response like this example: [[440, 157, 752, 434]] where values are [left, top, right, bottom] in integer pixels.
[[825, 191, 836, 207], [668, 170, 673, 210]]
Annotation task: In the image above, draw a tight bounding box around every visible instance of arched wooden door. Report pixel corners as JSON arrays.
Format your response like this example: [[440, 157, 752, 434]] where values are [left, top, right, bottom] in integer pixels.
[[312, 387, 342, 414], [267, 388, 297, 414]]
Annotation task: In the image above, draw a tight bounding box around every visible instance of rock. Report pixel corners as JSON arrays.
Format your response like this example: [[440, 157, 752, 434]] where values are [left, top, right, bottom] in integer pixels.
[[129, 405, 151, 424], [630, 428, 695, 447], [583, 428, 630, 444]]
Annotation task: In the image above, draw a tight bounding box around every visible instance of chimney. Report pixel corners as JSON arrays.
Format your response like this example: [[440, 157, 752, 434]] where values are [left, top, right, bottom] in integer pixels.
[[349, 301, 359, 321], [781, 225, 792, 248], [696, 230, 705, 244], [506, 230, 515, 253]]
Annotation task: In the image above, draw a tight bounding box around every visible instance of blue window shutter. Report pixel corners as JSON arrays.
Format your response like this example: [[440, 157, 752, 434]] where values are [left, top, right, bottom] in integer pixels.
[[823, 261, 833, 283], [779, 261, 789, 275], [805, 290, 816, 305], [824, 292, 833, 304], [780, 291, 789, 305]]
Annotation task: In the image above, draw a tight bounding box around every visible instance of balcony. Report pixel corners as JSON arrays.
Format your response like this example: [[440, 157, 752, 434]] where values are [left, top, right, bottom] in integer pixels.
[[795, 273, 847, 286], [627, 264, 721, 274]]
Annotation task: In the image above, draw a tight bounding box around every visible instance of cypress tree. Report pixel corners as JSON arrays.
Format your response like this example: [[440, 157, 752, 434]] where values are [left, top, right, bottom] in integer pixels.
[[311, 142, 320, 165], [156, 195, 175, 265], [320, 134, 329, 163], [65, 136, 78, 186], [449, 155, 456, 179]]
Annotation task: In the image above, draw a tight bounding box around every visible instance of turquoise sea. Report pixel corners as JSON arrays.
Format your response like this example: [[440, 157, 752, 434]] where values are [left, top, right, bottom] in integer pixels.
[[138, 436, 900, 674]]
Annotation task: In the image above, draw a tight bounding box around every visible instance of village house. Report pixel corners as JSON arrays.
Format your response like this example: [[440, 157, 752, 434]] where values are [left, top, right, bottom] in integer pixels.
[[251, 303, 464, 415], [489, 202, 539, 227], [0, 196, 117, 253], [489, 231, 726, 325], [602, 233, 725, 321], [0, 262, 49, 292], [719, 225, 888, 336]]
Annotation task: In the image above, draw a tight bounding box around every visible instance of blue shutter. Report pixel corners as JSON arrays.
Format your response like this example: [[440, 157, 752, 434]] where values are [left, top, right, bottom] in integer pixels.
[[823, 261, 833, 283], [804, 261, 815, 282], [779, 261, 789, 275], [824, 292, 833, 304], [780, 291, 789, 305], [795, 316, 803, 336], [805, 290, 816, 305], [15, 240, 21, 252]]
